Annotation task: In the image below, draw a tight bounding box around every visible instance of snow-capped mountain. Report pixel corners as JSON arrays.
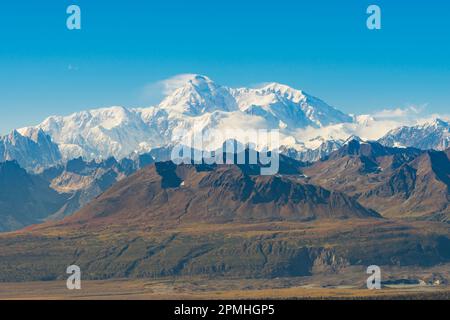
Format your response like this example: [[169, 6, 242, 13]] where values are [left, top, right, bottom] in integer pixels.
[[158, 75, 239, 116], [379, 119, 450, 150], [25, 106, 163, 161], [0, 128, 61, 171], [5, 74, 448, 169], [232, 82, 352, 128], [280, 138, 345, 162], [15, 75, 353, 163]]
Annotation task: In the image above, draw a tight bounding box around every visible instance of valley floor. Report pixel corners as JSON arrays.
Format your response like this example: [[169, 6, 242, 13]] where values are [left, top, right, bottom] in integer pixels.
[[1, 271, 449, 300]]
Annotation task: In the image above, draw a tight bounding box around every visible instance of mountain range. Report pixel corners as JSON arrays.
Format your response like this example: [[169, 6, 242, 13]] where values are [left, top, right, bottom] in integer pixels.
[[0, 75, 449, 284], [2, 75, 448, 171], [0, 128, 61, 171], [304, 139, 450, 222], [59, 160, 378, 228], [1, 140, 449, 232], [379, 119, 449, 150], [1, 151, 449, 282], [16, 75, 351, 163], [0, 153, 157, 232]]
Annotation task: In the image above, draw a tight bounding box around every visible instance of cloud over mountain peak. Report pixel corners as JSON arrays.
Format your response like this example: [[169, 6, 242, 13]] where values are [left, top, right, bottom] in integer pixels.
[[1, 75, 448, 171]]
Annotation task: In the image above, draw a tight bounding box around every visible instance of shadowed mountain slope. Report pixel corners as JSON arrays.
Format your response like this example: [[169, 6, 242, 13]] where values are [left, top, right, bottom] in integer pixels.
[[305, 140, 450, 221], [57, 162, 379, 229], [0, 160, 449, 282], [0, 161, 69, 232]]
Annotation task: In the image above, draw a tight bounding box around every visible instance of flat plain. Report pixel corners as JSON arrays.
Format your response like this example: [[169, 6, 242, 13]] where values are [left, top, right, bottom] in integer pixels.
[[1, 271, 449, 300]]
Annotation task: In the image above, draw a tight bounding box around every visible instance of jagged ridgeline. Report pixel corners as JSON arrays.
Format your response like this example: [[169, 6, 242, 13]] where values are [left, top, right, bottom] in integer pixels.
[[0, 75, 449, 283], [2, 75, 448, 173], [0, 157, 449, 281]]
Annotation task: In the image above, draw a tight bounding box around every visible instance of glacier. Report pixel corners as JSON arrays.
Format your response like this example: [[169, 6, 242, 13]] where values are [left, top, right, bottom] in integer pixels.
[[2, 74, 448, 171]]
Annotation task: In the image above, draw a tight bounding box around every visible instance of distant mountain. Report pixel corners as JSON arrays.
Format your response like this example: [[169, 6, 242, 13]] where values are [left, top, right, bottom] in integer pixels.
[[39, 152, 160, 221], [20, 106, 163, 161], [280, 139, 344, 163], [1, 75, 449, 284], [0, 151, 158, 232], [0, 144, 365, 232], [41, 157, 129, 220], [2, 138, 444, 232], [304, 139, 449, 222], [0, 161, 69, 232], [0, 128, 61, 171], [379, 119, 450, 151], [158, 75, 239, 116], [3, 75, 448, 172], [15, 75, 352, 164], [231, 82, 352, 127]]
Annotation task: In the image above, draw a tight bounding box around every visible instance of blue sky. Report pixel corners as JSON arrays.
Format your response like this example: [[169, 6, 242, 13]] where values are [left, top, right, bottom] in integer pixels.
[[0, 0, 449, 134]]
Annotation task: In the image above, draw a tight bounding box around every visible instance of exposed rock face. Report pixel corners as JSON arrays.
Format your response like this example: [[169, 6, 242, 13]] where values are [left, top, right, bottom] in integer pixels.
[[0, 151, 449, 282], [61, 162, 379, 227], [305, 140, 450, 221], [0, 147, 306, 231], [41, 155, 155, 221], [0, 153, 157, 232]]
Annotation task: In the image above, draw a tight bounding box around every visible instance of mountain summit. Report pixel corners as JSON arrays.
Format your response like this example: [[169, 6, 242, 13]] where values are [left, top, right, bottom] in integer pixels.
[[13, 75, 352, 163], [0, 128, 61, 171], [3, 75, 448, 170], [232, 82, 352, 127], [159, 75, 238, 115], [379, 118, 449, 150]]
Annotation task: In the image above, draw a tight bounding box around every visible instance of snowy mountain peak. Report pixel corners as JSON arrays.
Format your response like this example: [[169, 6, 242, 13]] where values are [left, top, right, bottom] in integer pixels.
[[344, 135, 364, 144], [17, 127, 44, 141], [258, 82, 306, 103], [379, 118, 449, 151], [187, 74, 214, 86], [430, 118, 449, 128], [1, 75, 360, 166], [38, 105, 133, 131], [0, 128, 61, 171], [12, 75, 449, 169], [232, 82, 352, 128], [6, 129, 21, 141], [18, 105, 162, 161], [158, 74, 238, 116]]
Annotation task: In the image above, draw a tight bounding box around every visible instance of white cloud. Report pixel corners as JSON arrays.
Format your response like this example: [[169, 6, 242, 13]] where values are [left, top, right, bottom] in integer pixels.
[[371, 105, 425, 121], [140, 74, 198, 104], [159, 74, 198, 95], [291, 104, 449, 144], [137, 76, 449, 147]]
